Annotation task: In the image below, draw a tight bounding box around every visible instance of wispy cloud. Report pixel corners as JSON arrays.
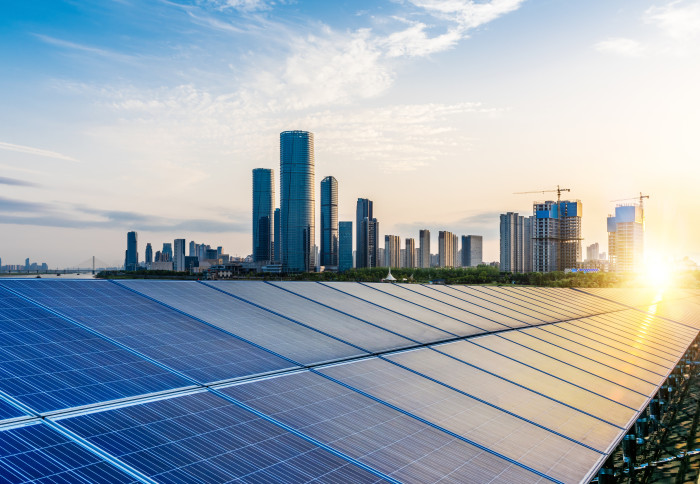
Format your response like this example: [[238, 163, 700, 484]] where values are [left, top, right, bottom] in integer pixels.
[[595, 37, 645, 57], [645, 0, 700, 41], [0, 177, 41, 188], [33, 34, 136, 63], [0, 141, 78, 162]]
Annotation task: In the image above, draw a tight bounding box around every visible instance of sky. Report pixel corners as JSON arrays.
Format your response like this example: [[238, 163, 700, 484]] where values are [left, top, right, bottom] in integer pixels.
[[1, 0, 699, 268]]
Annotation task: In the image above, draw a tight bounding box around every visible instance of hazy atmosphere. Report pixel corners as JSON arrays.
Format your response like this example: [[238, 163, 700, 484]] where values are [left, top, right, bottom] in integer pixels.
[[2, 0, 699, 267]]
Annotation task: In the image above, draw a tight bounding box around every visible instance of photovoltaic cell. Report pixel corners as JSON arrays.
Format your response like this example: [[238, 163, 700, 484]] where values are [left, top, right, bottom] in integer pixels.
[[0, 399, 25, 423], [206, 281, 416, 352], [221, 371, 547, 484], [365, 283, 524, 330], [482, 286, 583, 320], [0, 280, 296, 384], [425, 285, 547, 325], [322, 282, 503, 335], [590, 311, 692, 353], [0, 422, 137, 483], [0, 286, 189, 414], [450, 286, 565, 322], [505, 287, 603, 318], [117, 280, 366, 365], [318, 357, 605, 483], [267, 281, 456, 343], [644, 300, 700, 329], [58, 390, 385, 484], [384, 347, 623, 453]]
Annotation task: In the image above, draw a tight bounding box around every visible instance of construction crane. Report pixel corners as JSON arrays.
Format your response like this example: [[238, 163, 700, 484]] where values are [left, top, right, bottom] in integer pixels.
[[514, 185, 571, 202], [611, 192, 650, 223]]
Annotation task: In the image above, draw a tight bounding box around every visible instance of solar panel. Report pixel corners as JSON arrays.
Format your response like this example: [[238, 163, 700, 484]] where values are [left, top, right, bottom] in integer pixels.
[[0, 399, 26, 423], [0, 286, 189, 414], [0, 422, 138, 483], [116, 280, 366, 365], [0, 280, 297, 384], [57, 390, 386, 483], [266, 281, 457, 343], [317, 357, 605, 483], [481, 286, 584, 319], [450, 286, 566, 322], [220, 371, 548, 483], [426, 285, 548, 325], [205, 281, 417, 352], [384, 347, 623, 453], [367, 283, 530, 329], [321, 281, 505, 334]]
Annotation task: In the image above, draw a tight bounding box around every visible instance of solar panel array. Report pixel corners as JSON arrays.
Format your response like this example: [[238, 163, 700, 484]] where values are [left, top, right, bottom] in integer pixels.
[[0, 279, 698, 484]]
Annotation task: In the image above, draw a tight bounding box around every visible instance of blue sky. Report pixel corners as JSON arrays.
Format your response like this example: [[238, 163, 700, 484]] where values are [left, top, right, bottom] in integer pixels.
[[1, 0, 699, 267]]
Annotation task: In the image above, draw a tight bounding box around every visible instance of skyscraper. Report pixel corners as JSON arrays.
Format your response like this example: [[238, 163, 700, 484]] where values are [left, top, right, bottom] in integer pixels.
[[162, 243, 173, 262], [500, 213, 532, 273], [145, 243, 153, 265], [586, 242, 600, 261], [533, 200, 582, 272], [252, 168, 275, 263], [384, 235, 401, 268], [273, 208, 281, 263], [438, 231, 456, 267], [280, 130, 315, 272], [419, 229, 430, 268], [338, 221, 353, 272], [405, 238, 416, 268], [607, 204, 644, 272], [356, 198, 378, 268], [173, 239, 185, 271], [320, 176, 339, 267], [462, 235, 483, 267], [188, 241, 196, 257], [125, 231, 138, 271]]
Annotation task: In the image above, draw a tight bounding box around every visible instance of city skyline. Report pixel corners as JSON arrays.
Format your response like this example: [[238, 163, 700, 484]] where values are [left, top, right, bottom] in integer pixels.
[[2, 1, 699, 267]]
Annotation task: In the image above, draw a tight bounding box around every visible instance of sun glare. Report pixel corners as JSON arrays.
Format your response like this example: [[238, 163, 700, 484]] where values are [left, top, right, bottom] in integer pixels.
[[643, 254, 674, 290]]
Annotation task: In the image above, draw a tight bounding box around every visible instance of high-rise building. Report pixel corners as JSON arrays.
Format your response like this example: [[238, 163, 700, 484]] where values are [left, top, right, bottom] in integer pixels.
[[607, 204, 644, 272], [405, 238, 416, 268], [419, 229, 430, 268], [145, 243, 153, 264], [162, 243, 173, 262], [252, 168, 275, 263], [338, 221, 353, 272], [500, 213, 533, 273], [384, 235, 401, 268], [356, 198, 376, 268], [188, 241, 196, 257], [173, 239, 186, 272], [280, 130, 315, 272], [462, 235, 483, 267], [532, 200, 582, 272], [452, 233, 459, 267], [320, 176, 339, 267], [358, 216, 379, 268], [125, 231, 138, 271], [438, 231, 456, 267], [273, 208, 281, 263], [586, 242, 600, 261]]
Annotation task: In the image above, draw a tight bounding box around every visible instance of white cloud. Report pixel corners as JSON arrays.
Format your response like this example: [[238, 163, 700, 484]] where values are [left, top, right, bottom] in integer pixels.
[[595, 37, 645, 57], [201, 0, 273, 12], [0, 141, 78, 162], [645, 0, 700, 41]]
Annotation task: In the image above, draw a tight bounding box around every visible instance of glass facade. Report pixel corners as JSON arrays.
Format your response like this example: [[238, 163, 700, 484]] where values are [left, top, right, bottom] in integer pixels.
[[338, 221, 353, 272], [125, 231, 138, 271], [356, 198, 377, 268], [280, 131, 314, 272], [252, 168, 275, 263], [462, 235, 483, 267], [320, 176, 338, 267]]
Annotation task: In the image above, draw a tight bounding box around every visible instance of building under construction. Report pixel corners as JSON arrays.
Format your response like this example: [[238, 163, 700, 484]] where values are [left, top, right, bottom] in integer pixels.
[[533, 199, 583, 272]]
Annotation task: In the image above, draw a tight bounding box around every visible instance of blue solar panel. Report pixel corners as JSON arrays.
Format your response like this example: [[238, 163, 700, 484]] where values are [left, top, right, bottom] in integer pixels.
[[0, 280, 297, 384], [221, 371, 547, 483], [58, 390, 387, 483], [0, 399, 25, 422], [118, 280, 367, 365], [0, 286, 189, 413], [0, 422, 137, 483]]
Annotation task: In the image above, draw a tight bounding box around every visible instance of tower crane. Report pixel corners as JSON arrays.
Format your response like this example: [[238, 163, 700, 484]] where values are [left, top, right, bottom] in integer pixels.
[[514, 185, 571, 202], [610, 192, 650, 222]]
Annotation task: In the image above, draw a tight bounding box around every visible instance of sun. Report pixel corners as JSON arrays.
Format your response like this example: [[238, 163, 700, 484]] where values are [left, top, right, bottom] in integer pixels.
[[643, 253, 674, 289]]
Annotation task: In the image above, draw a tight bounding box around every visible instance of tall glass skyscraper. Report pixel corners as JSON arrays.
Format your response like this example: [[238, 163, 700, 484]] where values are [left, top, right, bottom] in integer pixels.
[[320, 176, 338, 267], [338, 221, 353, 272], [356, 198, 378, 268], [273, 208, 281, 264], [125, 231, 138, 271], [280, 131, 315, 272], [252, 168, 275, 263]]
